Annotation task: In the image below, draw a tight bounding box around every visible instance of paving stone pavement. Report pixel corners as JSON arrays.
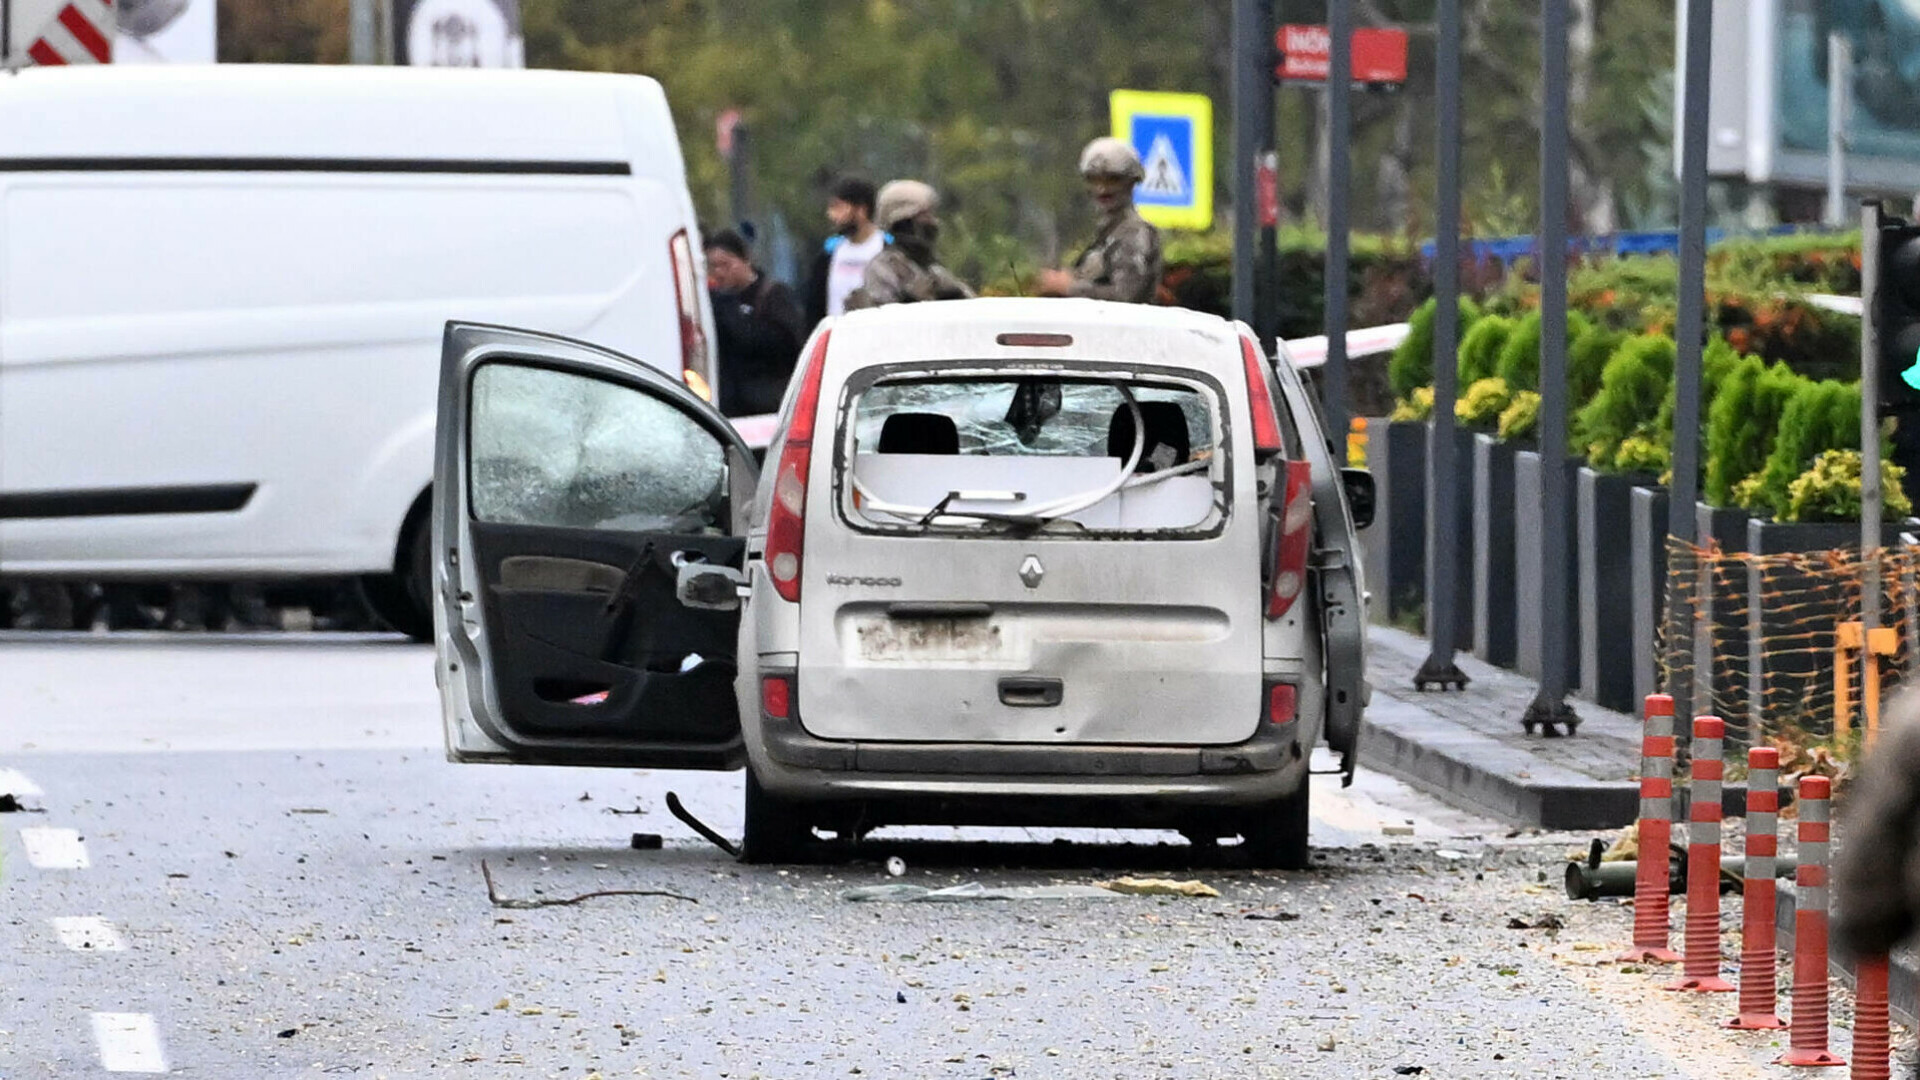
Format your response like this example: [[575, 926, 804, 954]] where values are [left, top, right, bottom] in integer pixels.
[[1366, 626, 1643, 783]]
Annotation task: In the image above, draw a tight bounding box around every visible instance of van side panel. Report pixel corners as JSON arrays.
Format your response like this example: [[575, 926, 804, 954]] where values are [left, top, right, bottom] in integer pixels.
[[0, 171, 687, 576]]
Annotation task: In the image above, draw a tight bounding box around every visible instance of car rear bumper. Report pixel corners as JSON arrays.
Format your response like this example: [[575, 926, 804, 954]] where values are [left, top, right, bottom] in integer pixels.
[[746, 714, 1308, 807]]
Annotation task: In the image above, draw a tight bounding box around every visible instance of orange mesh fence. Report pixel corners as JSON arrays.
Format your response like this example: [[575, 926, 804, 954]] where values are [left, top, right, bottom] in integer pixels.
[[1657, 537, 1920, 748]]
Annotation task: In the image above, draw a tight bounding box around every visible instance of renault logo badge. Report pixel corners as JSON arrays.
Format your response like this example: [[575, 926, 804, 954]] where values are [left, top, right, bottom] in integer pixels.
[[1019, 555, 1044, 589]]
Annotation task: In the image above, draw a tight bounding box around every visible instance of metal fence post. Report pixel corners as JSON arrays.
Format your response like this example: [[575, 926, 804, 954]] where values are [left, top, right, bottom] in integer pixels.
[[1524, 0, 1578, 736], [1418, 0, 1469, 692], [1322, 0, 1352, 443]]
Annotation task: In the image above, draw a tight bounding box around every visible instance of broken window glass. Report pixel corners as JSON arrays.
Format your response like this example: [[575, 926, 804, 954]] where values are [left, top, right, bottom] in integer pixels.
[[470, 364, 727, 533]]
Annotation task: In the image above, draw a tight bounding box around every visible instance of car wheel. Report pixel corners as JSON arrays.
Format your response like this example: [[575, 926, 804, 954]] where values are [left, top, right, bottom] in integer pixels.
[[358, 509, 432, 642], [1237, 783, 1312, 871], [740, 769, 813, 864]]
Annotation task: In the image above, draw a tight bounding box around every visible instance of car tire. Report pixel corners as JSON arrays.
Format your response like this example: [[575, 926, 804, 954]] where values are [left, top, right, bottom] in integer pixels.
[[1238, 783, 1312, 871], [740, 769, 813, 864], [358, 506, 433, 642]]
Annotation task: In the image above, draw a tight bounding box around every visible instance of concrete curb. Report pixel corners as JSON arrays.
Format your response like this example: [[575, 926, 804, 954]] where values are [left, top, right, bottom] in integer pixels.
[[1359, 696, 1750, 831], [1775, 884, 1920, 1028]]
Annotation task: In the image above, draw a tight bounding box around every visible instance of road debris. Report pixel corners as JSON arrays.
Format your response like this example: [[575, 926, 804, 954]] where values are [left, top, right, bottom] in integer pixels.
[[1316, 1033, 1337, 1051], [665, 791, 739, 858], [1506, 913, 1566, 931], [1243, 911, 1301, 922], [885, 856, 907, 877], [480, 860, 697, 908], [630, 833, 663, 851], [1098, 877, 1220, 898]]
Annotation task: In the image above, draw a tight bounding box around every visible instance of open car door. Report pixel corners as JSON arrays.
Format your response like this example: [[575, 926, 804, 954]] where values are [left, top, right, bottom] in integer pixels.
[[433, 323, 758, 769], [1268, 341, 1369, 779]]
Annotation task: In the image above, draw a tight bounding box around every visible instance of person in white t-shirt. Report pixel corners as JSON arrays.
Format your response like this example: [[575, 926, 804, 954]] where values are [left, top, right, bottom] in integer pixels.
[[805, 176, 888, 327]]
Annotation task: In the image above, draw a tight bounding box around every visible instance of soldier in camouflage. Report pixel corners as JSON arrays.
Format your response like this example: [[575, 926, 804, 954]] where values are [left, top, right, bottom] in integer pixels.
[[843, 180, 975, 310], [1037, 137, 1163, 304]]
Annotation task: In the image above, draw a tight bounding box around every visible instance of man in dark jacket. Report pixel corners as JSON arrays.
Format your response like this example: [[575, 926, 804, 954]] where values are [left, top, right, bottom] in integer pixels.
[[705, 228, 805, 417]]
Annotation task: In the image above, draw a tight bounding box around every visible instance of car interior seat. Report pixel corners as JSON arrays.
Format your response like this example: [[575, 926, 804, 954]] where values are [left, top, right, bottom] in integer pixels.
[[1107, 401, 1191, 473]]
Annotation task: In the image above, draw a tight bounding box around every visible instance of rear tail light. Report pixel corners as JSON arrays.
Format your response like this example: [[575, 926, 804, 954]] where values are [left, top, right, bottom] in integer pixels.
[[1267, 682, 1298, 725], [765, 330, 831, 603], [1266, 460, 1313, 620], [669, 229, 713, 400], [761, 675, 793, 720], [1240, 335, 1284, 455]]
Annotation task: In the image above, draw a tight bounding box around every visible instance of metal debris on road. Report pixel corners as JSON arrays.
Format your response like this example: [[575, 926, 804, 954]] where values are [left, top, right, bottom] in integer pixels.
[[630, 833, 663, 850], [480, 860, 697, 908], [665, 791, 740, 858]]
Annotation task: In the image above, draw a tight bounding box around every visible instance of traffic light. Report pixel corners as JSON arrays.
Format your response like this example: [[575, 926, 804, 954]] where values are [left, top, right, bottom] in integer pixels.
[[1874, 217, 1920, 412]]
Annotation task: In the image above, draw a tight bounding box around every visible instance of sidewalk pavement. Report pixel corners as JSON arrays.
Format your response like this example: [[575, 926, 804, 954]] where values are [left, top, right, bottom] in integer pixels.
[[1360, 626, 1743, 830], [1361, 627, 1920, 1025]]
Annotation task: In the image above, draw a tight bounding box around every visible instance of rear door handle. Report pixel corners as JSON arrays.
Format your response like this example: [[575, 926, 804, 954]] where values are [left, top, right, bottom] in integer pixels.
[[999, 677, 1064, 708]]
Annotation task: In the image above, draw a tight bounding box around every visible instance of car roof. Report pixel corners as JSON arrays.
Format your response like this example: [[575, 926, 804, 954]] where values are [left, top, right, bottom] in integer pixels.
[[824, 298, 1248, 380]]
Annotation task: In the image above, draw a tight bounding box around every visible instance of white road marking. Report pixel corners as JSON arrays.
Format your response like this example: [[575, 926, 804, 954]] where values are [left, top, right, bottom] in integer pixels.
[[51, 916, 126, 952], [92, 1012, 167, 1073], [19, 826, 90, 869], [0, 767, 42, 796]]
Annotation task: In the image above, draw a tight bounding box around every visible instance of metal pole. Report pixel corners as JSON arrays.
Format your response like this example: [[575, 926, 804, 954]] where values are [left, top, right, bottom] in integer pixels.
[[1864, 200, 1884, 639], [1526, 0, 1578, 735], [1232, 0, 1264, 327], [1323, 0, 1352, 442], [1254, 0, 1278, 351], [1826, 35, 1852, 229], [1418, 0, 1468, 691], [350, 0, 377, 64], [1671, 0, 1710, 545]]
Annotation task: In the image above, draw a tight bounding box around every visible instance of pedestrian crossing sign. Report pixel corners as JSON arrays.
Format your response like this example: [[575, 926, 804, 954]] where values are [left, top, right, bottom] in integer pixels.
[[1109, 90, 1213, 231]]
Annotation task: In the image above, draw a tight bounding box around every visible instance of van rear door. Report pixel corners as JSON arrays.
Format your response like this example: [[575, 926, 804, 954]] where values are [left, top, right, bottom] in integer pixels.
[[433, 323, 757, 769], [794, 366, 1262, 747]]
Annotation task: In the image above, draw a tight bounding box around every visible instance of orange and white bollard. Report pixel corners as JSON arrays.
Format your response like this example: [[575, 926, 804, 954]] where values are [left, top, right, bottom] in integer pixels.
[[1624, 693, 1682, 963], [1851, 954, 1892, 1080], [1730, 746, 1786, 1028], [1779, 774, 1846, 1067], [1668, 716, 1735, 992]]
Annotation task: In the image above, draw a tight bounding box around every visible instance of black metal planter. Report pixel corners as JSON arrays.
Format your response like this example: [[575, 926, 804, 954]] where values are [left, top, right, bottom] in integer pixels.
[[1362, 419, 1428, 627], [1472, 434, 1523, 667], [1628, 486, 1669, 707], [1514, 450, 1584, 690], [1577, 468, 1657, 712]]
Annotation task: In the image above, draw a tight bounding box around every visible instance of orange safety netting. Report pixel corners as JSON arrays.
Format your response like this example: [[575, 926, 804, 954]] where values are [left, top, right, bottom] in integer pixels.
[[1656, 537, 1920, 748]]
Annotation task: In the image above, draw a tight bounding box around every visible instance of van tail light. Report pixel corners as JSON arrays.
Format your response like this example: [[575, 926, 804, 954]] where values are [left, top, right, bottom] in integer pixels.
[[761, 675, 794, 720], [669, 229, 713, 400], [1266, 460, 1314, 620], [765, 330, 831, 603], [1240, 335, 1283, 455], [1267, 682, 1298, 726]]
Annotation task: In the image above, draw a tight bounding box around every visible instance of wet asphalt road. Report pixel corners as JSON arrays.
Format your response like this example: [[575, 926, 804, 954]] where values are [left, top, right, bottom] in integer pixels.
[[0, 636, 1832, 1078]]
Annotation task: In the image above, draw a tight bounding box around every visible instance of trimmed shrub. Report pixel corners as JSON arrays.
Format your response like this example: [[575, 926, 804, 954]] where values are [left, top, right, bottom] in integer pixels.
[[1495, 309, 1594, 393], [1751, 379, 1863, 517], [1703, 356, 1804, 506], [1781, 449, 1911, 523], [1390, 386, 1434, 422], [1457, 315, 1515, 385], [1568, 324, 1625, 411], [1456, 377, 1514, 429], [1574, 333, 1675, 470], [1613, 435, 1670, 476], [1389, 295, 1482, 401], [1498, 390, 1541, 442]]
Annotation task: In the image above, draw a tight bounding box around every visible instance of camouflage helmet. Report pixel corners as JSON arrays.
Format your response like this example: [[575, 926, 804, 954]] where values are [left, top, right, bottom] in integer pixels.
[[874, 180, 940, 230], [1079, 136, 1144, 182]]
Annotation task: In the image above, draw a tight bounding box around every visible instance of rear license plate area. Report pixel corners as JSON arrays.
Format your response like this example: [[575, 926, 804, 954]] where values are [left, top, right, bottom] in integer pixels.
[[855, 615, 1002, 662]]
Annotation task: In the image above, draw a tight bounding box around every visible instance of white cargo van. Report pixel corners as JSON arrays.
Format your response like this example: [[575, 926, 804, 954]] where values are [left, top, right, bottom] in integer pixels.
[[0, 65, 717, 638]]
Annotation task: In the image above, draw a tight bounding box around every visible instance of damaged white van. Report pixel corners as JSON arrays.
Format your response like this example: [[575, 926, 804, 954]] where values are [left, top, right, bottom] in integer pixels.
[[432, 299, 1372, 867]]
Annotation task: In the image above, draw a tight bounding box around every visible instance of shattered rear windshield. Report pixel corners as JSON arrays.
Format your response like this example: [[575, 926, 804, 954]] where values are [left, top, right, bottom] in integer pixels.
[[840, 374, 1227, 535]]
